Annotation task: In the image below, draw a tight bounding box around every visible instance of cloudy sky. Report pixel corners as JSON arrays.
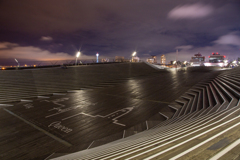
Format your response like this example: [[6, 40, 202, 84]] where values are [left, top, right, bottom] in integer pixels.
[[0, 0, 240, 64]]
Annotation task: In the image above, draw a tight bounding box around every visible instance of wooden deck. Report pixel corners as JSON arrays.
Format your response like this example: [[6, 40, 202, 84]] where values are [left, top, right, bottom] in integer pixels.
[[0, 64, 223, 159]]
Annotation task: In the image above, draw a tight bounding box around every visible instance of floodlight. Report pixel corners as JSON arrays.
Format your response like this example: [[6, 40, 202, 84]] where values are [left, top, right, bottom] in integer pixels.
[[132, 51, 136, 56]]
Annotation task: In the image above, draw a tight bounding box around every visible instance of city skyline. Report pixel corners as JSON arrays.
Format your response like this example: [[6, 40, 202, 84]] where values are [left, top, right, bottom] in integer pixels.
[[0, 0, 240, 63]]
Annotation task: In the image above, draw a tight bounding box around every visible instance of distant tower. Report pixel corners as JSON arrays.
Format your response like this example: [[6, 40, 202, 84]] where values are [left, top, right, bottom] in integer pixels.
[[161, 55, 166, 64], [96, 53, 99, 63], [151, 55, 157, 64]]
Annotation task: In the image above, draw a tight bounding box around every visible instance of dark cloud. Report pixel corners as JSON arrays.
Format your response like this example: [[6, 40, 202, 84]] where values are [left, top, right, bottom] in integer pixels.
[[0, 0, 240, 62]]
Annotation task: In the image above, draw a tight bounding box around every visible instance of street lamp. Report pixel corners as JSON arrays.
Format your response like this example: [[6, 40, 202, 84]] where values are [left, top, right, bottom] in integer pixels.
[[75, 51, 80, 66], [96, 53, 99, 63], [15, 59, 20, 67], [132, 51, 136, 56], [131, 52, 137, 62]]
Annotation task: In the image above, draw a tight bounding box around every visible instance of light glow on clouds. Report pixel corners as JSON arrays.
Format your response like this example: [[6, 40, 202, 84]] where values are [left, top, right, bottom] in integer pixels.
[[214, 32, 240, 46], [168, 3, 213, 19], [0, 42, 18, 49], [0, 42, 94, 61], [40, 36, 53, 41]]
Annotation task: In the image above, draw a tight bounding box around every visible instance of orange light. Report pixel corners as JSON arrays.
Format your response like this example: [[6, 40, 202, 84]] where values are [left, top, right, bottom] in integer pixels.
[[25, 64, 27, 67], [2, 67, 5, 70], [33, 65, 36, 67]]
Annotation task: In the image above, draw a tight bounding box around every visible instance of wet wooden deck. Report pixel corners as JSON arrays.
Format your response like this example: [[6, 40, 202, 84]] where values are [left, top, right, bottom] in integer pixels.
[[0, 66, 223, 159]]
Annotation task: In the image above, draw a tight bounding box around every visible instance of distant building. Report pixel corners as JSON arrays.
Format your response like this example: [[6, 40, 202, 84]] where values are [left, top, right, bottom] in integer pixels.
[[115, 56, 125, 62], [152, 55, 157, 63], [160, 55, 166, 64], [132, 56, 140, 62], [190, 53, 205, 66], [147, 58, 154, 64], [147, 55, 157, 64], [101, 58, 109, 62]]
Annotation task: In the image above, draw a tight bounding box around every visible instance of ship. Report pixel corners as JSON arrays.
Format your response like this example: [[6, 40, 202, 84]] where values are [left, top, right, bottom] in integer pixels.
[[190, 53, 205, 66], [204, 52, 227, 67]]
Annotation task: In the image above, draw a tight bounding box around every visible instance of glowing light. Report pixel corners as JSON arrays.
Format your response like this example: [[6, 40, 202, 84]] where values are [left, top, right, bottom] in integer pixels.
[[204, 63, 211, 66], [25, 64, 27, 67], [34, 65, 36, 67], [218, 63, 223, 67], [76, 51, 80, 58], [2, 67, 5, 70], [232, 60, 236, 64], [173, 61, 176, 64], [75, 51, 81, 66], [132, 51, 136, 56], [224, 60, 228, 64], [96, 53, 99, 63]]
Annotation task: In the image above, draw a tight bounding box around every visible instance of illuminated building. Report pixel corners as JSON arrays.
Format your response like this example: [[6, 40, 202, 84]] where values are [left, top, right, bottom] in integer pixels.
[[147, 55, 157, 64], [152, 55, 157, 63], [147, 58, 154, 64], [160, 55, 166, 64], [101, 58, 109, 62], [132, 56, 140, 62], [115, 56, 125, 62]]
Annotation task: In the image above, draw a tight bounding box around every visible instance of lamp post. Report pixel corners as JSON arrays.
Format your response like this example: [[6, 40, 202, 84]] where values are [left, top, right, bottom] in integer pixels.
[[76, 51, 80, 66], [132, 51, 136, 62], [176, 49, 178, 70], [15, 59, 20, 67], [132, 51, 136, 56], [96, 53, 99, 63]]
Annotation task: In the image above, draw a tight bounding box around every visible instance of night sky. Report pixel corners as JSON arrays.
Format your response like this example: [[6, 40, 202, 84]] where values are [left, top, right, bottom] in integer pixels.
[[0, 0, 240, 63]]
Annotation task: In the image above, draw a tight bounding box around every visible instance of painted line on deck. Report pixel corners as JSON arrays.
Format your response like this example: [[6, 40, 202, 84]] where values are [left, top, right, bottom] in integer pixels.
[[3, 108, 72, 147], [209, 138, 240, 160], [44, 152, 55, 160], [87, 141, 94, 149]]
